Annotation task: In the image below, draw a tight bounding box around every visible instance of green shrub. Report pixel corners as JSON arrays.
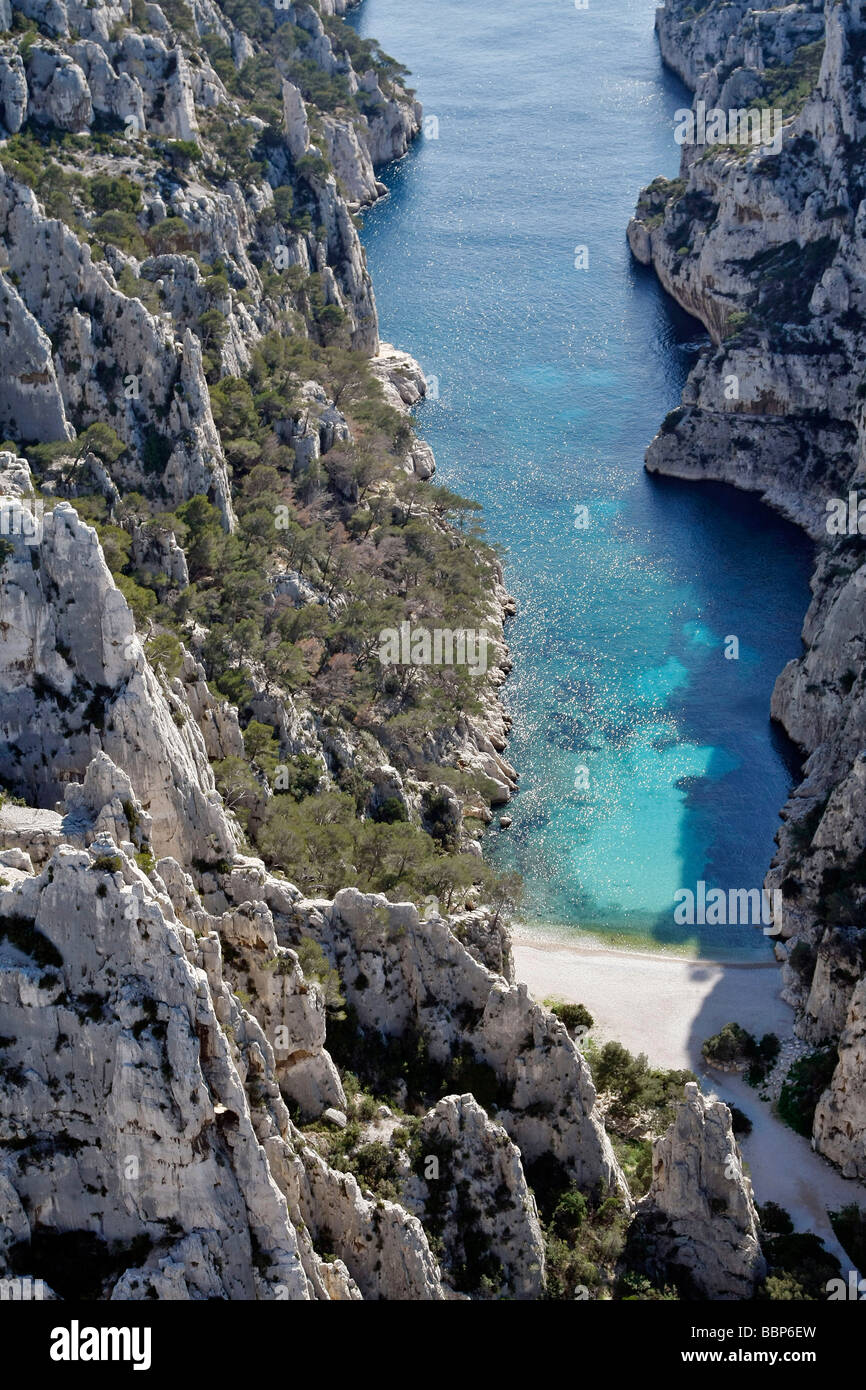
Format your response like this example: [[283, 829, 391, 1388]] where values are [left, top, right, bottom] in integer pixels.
[[724, 309, 751, 339], [90, 175, 141, 215], [659, 406, 685, 435], [145, 632, 184, 677], [339, 1140, 401, 1201], [702, 1022, 779, 1083], [758, 1201, 794, 1235], [618, 1272, 679, 1300], [272, 185, 294, 223], [159, 0, 196, 38], [135, 848, 156, 875], [91, 210, 147, 258], [610, 1134, 653, 1198], [551, 1189, 587, 1239], [115, 263, 163, 313], [543, 1188, 630, 1300], [586, 1039, 694, 1129], [160, 140, 201, 172], [746, 1032, 780, 1086], [704, 1022, 755, 1065], [758, 1231, 840, 1301], [549, 1001, 594, 1034], [242, 719, 281, 779], [758, 40, 825, 119], [90, 855, 123, 874], [778, 1048, 838, 1137], [273, 754, 322, 801], [146, 217, 193, 255], [295, 937, 345, 1012], [115, 573, 157, 626], [142, 431, 173, 475], [295, 150, 330, 182], [372, 795, 408, 825]]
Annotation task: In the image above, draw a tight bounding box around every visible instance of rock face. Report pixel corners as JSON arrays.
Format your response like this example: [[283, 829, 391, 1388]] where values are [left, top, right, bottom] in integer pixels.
[[289, 887, 626, 1197], [403, 1094, 546, 1299], [0, 479, 626, 1299], [639, 1084, 767, 1299], [0, 275, 70, 441], [655, 0, 824, 92], [25, 47, 92, 130], [0, 786, 622, 1300], [320, 111, 381, 207], [0, 464, 239, 866], [0, 0, 421, 492], [0, 840, 321, 1300], [0, 497, 630, 1301], [62, 749, 153, 850], [628, 0, 860, 527], [0, 819, 464, 1300], [282, 80, 310, 163], [156, 857, 344, 1117], [0, 51, 27, 132], [813, 975, 866, 1177], [631, 0, 866, 1177], [296, 1146, 443, 1300], [0, 175, 233, 522]]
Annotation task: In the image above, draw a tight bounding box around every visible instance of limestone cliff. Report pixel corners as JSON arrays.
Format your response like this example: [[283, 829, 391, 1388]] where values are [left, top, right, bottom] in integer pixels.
[[637, 1084, 766, 1300], [0, 0, 624, 1300], [630, 0, 866, 1180]]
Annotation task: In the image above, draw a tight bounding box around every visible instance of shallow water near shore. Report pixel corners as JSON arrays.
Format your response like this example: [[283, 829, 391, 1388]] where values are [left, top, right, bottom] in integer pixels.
[[351, 0, 813, 959]]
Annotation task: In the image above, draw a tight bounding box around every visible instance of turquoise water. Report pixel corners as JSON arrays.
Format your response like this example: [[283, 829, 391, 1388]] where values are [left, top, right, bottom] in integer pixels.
[[350, 0, 813, 957]]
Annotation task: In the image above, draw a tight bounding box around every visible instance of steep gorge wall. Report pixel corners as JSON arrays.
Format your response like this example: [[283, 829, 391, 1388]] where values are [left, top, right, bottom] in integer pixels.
[[629, 0, 866, 1178]]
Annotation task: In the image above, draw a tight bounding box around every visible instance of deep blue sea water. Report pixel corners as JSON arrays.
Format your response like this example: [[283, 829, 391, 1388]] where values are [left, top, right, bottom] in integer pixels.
[[349, 0, 813, 957]]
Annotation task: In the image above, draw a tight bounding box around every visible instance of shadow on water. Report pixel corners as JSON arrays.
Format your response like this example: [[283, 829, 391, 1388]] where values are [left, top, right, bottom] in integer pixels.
[[626, 255, 709, 354], [351, 0, 816, 962], [641, 474, 813, 957]]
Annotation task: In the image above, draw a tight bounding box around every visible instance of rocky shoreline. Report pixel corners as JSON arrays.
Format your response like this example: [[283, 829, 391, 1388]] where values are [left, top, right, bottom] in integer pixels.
[[629, 0, 866, 1180]]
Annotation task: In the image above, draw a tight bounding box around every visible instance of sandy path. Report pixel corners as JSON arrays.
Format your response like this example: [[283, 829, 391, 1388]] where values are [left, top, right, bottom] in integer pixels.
[[513, 931, 865, 1277]]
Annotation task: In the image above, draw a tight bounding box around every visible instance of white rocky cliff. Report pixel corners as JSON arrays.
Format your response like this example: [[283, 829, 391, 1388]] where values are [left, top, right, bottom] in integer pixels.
[[629, 0, 866, 1183], [637, 1084, 767, 1300]]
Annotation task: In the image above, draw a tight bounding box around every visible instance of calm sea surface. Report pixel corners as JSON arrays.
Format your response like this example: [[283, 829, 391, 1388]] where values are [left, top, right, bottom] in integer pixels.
[[350, 0, 813, 956]]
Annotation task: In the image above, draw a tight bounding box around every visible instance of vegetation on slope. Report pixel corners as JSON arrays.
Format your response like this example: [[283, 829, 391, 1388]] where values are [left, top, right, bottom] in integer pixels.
[[0, 1, 516, 917]]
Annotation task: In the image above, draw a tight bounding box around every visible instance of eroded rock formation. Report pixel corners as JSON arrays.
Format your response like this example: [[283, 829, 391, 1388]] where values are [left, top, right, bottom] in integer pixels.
[[637, 1084, 766, 1299]]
